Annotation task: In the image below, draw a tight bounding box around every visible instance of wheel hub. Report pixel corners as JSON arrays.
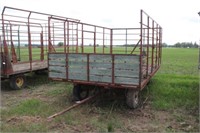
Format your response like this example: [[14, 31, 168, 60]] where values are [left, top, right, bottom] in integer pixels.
[[16, 77, 24, 88]]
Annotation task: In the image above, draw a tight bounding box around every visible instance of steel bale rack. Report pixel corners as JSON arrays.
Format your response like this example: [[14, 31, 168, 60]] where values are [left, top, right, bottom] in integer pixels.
[[47, 10, 162, 108]]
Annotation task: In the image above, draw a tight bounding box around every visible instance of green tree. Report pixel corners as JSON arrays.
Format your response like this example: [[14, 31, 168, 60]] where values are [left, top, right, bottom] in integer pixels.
[[173, 42, 198, 48], [57, 42, 64, 47], [194, 42, 198, 48], [174, 42, 181, 47], [162, 43, 168, 47]]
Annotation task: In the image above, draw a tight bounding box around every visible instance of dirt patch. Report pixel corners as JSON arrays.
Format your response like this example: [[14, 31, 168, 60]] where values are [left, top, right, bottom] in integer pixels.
[[6, 116, 42, 124]]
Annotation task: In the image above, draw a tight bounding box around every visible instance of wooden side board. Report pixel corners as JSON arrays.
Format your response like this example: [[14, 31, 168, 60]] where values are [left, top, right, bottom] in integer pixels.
[[12, 60, 47, 73], [48, 53, 140, 85]]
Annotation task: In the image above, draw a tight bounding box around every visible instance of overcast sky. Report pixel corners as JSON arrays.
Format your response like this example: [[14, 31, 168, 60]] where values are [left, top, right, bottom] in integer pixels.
[[1, 0, 200, 45]]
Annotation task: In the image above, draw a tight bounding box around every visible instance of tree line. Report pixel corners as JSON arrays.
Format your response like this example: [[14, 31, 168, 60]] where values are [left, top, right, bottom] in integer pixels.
[[57, 41, 198, 48], [163, 42, 198, 48]]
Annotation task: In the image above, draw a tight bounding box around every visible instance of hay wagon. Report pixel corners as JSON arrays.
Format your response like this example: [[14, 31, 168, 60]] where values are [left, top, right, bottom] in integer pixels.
[[47, 10, 162, 108]]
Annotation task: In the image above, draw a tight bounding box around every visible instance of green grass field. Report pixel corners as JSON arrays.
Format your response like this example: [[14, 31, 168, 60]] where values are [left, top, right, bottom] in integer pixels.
[[1, 47, 199, 132], [149, 48, 198, 110], [15, 46, 140, 61]]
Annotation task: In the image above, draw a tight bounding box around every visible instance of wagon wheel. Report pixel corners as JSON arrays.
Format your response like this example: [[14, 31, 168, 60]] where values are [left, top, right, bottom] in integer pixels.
[[73, 85, 89, 101], [126, 89, 140, 109], [10, 74, 26, 90], [35, 70, 43, 75], [35, 70, 47, 75]]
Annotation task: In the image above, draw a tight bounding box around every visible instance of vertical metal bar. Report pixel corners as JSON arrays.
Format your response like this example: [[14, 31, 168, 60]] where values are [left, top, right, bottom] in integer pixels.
[[157, 24, 160, 66], [110, 29, 113, 54], [159, 27, 162, 65], [143, 29, 146, 48], [9, 23, 17, 63], [87, 54, 89, 81], [64, 21, 67, 53], [53, 23, 55, 46], [0, 35, 3, 74], [161, 27, 162, 65], [66, 53, 68, 79], [48, 17, 56, 53], [81, 24, 84, 53], [103, 28, 105, 54], [76, 23, 78, 53], [9, 24, 13, 46], [125, 29, 128, 54], [10, 23, 14, 61], [6, 25, 9, 46], [155, 24, 158, 67], [67, 21, 69, 53], [139, 10, 143, 89], [28, 12, 32, 70], [0, 36, 2, 52], [112, 54, 114, 84], [72, 23, 74, 53], [17, 26, 21, 61], [44, 24, 47, 54], [158, 27, 161, 66], [94, 27, 96, 53], [1, 7, 5, 41], [146, 16, 150, 77], [2, 15, 9, 56], [40, 32, 44, 60], [48, 17, 51, 52], [151, 21, 155, 72]]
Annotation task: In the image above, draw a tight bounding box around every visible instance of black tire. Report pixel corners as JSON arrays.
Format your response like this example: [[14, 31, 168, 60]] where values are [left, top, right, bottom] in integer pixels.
[[9, 74, 26, 90], [35, 70, 47, 75], [73, 85, 89, 101], [126, 89, 140, 109]]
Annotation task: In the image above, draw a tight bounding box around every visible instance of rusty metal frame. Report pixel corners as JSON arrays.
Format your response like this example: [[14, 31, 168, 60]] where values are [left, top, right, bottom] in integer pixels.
[[47, 9, 162, 90]]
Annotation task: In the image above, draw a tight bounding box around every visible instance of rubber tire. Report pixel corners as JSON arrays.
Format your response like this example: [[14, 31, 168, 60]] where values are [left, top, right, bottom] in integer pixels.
[[35, 70, 47, 75], [73, 85, 89, 101], [126, 89, 140, 109], [9, 75, 26, 90]]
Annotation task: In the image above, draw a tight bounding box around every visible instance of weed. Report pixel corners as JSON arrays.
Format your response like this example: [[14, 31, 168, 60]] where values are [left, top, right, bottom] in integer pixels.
[[1, 99, 54, 117], [107, 122, 114, 132]]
